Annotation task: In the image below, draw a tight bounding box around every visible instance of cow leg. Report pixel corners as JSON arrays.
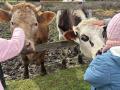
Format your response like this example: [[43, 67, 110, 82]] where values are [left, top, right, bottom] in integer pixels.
[[62, 59, 67, 69], [24, 62, 29, 79], [21, 55, 29, 79], [73, 45, 84, 64], [40, 61, 47, 76], [37, 52, 47, 76], [61, 49, 67, 69]]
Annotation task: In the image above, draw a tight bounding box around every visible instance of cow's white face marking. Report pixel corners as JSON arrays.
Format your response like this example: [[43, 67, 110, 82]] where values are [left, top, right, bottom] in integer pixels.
[[73, 18, 105, 58]]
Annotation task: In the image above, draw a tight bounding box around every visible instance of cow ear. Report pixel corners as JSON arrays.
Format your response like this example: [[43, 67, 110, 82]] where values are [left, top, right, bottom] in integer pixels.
[[63, 30, 78, 41], [0, 9, 11, 22], [37, 11, 56, 25]]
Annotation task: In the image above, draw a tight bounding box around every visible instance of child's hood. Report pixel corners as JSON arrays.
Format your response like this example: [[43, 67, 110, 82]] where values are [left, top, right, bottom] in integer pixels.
[[110, 46, 120, 65], [110, 46, 120, 57]]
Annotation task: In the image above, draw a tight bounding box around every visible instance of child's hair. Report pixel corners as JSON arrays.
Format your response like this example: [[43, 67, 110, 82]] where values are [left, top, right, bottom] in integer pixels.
[[102, 13, 120, 52]]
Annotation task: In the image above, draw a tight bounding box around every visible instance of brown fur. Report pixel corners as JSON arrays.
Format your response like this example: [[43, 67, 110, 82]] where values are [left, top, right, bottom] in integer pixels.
[[0, 2, 55, 78], [63, 30, 77, 41]]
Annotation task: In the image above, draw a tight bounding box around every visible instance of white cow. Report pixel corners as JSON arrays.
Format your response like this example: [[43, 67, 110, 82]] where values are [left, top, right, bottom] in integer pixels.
[[56, 0, 110, 59]]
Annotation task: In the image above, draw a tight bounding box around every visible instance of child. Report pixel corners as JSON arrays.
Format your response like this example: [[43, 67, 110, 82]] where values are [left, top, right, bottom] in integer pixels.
[[0, 27, 25, 90], [84, 13, 120, 90]]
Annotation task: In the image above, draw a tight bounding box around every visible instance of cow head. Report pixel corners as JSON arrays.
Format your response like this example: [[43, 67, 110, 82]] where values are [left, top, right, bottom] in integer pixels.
[[64, 18, 107, 58], [0, 2, 55, 53]]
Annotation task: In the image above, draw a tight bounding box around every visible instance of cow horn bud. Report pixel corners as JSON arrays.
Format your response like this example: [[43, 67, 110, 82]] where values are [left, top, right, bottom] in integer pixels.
[[36, 5, 42, 11], [5, 2, 13, 10]]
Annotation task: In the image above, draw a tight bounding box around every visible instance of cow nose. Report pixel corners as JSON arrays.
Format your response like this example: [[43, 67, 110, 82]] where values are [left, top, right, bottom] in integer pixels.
[[21, 41, 34, 54]]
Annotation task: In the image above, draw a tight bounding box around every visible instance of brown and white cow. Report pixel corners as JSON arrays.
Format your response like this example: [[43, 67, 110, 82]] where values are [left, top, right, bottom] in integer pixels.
[[0, 2, 55, 78], [56, 0, 109, 59]]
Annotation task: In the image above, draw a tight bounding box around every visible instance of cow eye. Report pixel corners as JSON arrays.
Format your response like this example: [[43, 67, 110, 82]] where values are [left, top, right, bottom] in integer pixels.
[[81, 34, 89, 41]]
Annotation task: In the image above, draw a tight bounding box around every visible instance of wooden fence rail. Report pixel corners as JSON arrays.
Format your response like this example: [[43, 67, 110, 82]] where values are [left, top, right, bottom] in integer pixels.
[[35, 41, 78, 52], [0, 1, 120, 11]]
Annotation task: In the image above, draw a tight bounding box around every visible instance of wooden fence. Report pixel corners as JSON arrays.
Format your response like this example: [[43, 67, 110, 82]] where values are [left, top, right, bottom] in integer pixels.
[[0, 1, 120, 11]]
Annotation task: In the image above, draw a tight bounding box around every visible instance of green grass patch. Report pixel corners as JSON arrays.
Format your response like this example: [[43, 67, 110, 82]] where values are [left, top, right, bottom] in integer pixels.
[[6, 66, 90, 90]]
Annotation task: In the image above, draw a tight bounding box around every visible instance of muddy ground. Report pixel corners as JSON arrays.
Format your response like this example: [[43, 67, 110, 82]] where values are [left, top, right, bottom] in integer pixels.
[[0, 9, 119, 80]]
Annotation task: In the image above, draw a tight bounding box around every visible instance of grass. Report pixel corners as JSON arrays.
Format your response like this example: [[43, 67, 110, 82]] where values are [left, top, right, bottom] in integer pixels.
[[6, 66, 90, 90]]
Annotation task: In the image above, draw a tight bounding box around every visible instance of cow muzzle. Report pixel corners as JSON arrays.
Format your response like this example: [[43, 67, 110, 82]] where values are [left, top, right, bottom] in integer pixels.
[[21, 40, 35, 54]]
